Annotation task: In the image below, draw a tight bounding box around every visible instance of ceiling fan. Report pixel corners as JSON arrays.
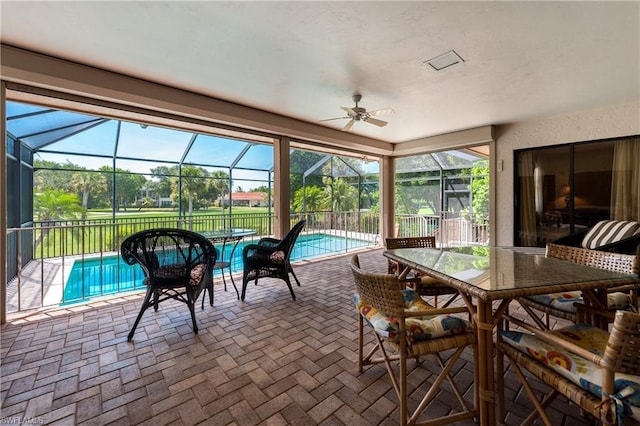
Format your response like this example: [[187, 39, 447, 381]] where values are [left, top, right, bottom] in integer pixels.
[[321, 94, 394, 131]]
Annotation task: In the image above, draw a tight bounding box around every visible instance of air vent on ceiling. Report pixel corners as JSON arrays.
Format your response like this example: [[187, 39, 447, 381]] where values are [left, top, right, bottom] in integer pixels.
[[424, 50, 465, 71]]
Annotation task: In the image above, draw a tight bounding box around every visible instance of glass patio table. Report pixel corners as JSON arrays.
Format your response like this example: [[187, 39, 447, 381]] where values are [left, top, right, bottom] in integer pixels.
[[383, 245, 640, 426], [199, 229, 256, 299]]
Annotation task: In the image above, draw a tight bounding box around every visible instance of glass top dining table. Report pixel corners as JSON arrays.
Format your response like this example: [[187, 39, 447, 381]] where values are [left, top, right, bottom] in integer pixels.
[[199, 228, 257, 241], [384, 245, 638, 301], [383, 245, 640, 426]]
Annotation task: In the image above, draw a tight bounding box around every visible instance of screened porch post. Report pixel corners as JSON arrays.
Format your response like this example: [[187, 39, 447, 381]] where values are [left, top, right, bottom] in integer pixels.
[[1, 80, 7, 324], [273, 136, 290, 239], [268, 169, 273, 234], [380, 155, 395, 243]]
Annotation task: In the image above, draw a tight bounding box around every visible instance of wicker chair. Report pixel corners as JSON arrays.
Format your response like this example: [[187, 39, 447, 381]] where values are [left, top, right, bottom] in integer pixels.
[[516, 243, 639, 330], [386, 236, 459, 308], [121, 228, 217, 341], [498, 310, 640, 425], [351, 255, 477, 426], [241, 219, 305, 301]]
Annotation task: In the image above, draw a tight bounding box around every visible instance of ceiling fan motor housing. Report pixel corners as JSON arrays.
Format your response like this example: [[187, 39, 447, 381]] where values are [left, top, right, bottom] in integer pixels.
[[352, 107, 366, 118]]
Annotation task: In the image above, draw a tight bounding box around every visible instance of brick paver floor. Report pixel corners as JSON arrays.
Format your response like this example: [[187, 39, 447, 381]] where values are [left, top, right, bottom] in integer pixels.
[[1, 248, 593, 425]]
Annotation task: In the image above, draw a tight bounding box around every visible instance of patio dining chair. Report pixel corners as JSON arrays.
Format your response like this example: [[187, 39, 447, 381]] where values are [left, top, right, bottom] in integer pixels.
[[241, 219, 306, 301], [120, 228, 217, 341], [499, 310, 640, 425], [351, 254, 477, 426], [516, 243, 639, 330], [386, 236, 459, 307]]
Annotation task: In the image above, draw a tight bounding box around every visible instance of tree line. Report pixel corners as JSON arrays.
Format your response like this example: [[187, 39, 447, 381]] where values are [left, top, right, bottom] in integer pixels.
[[32, 152, 487, 222], [32, 153, 375, 221], [33, 160, 234, 220]]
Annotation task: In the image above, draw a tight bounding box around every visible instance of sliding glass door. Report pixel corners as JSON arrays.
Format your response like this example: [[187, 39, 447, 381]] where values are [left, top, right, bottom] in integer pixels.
[[514, 138, 630, 247]]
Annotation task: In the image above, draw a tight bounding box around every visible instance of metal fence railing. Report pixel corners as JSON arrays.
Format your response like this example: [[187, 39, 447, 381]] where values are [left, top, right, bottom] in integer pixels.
[[5, 211, 380, 314], [5, 210, 488, 314], [395, 213, 489, 247]]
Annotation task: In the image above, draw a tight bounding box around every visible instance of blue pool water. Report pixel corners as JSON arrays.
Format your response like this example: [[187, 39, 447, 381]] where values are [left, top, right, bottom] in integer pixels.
[[62, 233, 372, 304]]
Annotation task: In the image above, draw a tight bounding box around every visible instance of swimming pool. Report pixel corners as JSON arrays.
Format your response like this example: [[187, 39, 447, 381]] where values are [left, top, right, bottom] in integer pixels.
[[62, 233, 372, 304]]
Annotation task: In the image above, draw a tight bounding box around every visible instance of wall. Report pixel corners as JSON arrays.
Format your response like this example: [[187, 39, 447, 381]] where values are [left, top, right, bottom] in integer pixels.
[[493, 101, 640, 246]]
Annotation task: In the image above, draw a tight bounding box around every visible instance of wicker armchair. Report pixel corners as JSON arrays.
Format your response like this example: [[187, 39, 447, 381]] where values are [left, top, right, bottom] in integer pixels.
[[499, 311, 640, 425], [386, 236, 459, 308], [516, 243, 639, 329], [121, 228, 217, 341], [241, 219, 305, 301], [351, 255, 477, 426]]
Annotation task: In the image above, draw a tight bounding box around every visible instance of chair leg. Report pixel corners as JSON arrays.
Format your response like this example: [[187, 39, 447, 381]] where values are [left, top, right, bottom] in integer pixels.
[[128, 287, 154, 342], [289, 265, 301, 286], [283, 275, 296, 300], [399, 349, 408, 426], [369, 329, 476, 425], [507, 355, 555, 426], [358, 315, 364, 372], [408, 348, 473, 424], [201, 278, 214, 310], [153, 288, 160, 311], [241, 275, 249, 301], [187, 289, 199, 334]]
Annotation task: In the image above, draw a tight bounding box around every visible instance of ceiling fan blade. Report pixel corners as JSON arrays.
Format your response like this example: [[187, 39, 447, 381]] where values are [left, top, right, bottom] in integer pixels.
[[342, 119, 355, 131], [367, 108, 395, 117], [320, 116, 350, 122], [364, 117, 388, 127], [341, 106, 356, 115]]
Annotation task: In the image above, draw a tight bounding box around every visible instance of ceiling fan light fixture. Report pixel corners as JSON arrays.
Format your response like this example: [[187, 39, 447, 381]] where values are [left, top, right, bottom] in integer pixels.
[[424, 49, 464, 71]]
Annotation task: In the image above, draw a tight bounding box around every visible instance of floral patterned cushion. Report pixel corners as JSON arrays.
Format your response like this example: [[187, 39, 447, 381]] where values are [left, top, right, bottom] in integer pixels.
[[145, 263, 205, 286], [501, 324, 640, 422], [269, 250, 286, 264], [354, 289, 472, 344], [528, 291, 631, 313], [189, 263, 206, 285]]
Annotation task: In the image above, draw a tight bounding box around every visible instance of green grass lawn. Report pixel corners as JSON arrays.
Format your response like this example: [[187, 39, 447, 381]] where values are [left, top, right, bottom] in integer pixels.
[[35, 207, 274, 258], [417, 207, 435, 215]]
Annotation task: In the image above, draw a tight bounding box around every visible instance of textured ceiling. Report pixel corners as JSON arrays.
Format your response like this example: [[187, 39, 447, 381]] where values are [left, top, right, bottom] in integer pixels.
[[1, 1, 638, 144]]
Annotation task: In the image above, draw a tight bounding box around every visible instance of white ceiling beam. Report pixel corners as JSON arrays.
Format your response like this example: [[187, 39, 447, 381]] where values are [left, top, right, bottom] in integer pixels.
[[393, 126, 495, 156], [1, 45, 394, 156]]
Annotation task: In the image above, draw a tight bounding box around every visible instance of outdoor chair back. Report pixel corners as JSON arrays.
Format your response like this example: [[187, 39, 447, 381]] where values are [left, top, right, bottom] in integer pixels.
[[516, 243, 639, 329], [120, 228, 217, 341], [241, 219, 306, 301], [385, 236, 459, 307]]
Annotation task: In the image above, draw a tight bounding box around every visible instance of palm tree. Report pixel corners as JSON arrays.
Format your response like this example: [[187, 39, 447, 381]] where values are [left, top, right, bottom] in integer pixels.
[[325, 178, 357, 211], [71, 171, 107, 208], [210, 171, 230, 211], [293, 185, 327, 227], [173, 166, 206, 215], [35, 189, 85, 221], [293, 186, 327, 213], [34, 188, 86, 248]]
